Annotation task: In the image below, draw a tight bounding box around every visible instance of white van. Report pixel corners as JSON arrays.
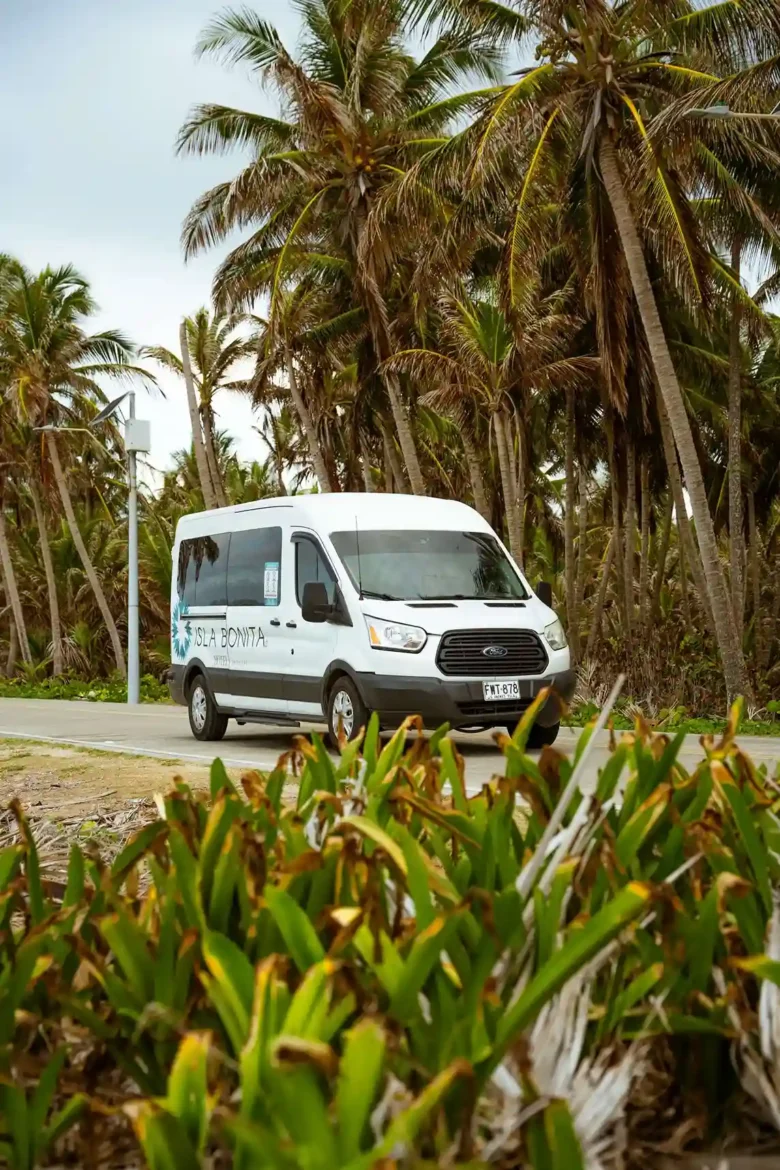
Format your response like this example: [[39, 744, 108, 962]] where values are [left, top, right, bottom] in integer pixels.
[[169, 494, 575, 748]]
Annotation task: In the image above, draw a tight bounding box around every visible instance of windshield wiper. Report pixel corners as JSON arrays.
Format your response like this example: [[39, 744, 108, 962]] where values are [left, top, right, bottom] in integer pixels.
[[360, 589, 401, 601]]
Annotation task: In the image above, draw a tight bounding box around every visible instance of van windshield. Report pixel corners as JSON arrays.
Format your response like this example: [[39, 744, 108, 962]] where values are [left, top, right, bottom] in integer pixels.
[[329, 530, 529, 601]]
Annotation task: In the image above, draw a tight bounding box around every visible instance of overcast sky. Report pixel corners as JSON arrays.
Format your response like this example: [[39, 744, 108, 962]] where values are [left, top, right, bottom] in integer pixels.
[[2, 0, 305, 476]]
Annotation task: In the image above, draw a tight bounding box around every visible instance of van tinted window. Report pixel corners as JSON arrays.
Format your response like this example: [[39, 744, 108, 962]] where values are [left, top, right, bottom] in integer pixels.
[[228, 527, 282, 606], [177, 534, 230, 607], [296, 537, 336, 606]]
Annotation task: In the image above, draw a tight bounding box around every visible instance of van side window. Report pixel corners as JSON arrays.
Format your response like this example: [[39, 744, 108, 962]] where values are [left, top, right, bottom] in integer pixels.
[[228, 527, 282, 606], [296, 538, 336, 607], [177, 534, 230, 606]]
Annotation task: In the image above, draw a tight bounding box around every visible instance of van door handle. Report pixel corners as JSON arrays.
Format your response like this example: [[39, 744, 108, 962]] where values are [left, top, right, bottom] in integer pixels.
[[270, 619, 281, 627], [286, 620, 297, 629]]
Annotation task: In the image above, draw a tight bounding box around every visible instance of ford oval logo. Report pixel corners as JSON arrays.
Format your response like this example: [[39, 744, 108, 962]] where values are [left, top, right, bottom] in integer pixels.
[[483, 645, 508, 659]]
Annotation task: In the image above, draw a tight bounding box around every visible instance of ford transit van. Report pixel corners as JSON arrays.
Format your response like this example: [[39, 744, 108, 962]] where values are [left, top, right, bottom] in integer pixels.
[[169, 494, 575, 747]]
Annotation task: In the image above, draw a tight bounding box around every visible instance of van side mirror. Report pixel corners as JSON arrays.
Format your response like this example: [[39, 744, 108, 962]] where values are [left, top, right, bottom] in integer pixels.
[[301, 580, 331, 623], [536, 580, 553, 608]]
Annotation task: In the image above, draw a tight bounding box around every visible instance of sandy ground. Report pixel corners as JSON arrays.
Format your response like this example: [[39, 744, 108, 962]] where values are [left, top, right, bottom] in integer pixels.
[[0, 738, 237, 815]]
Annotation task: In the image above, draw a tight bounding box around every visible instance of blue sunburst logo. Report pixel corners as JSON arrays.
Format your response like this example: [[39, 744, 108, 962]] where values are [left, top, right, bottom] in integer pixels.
[[171, 599, 192, 661]]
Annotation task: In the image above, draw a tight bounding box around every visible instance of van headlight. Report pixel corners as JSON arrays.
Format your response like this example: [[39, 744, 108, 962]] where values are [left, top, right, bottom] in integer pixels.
[[364, 615, 427, 653], [544, 618, 568, 651]]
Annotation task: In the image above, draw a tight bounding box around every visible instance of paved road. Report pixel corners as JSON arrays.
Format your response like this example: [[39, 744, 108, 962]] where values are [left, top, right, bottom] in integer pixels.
[[1, 699, 779, 795]]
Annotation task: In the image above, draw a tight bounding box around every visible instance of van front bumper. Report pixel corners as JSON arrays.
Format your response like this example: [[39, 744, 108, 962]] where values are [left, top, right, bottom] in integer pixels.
[[356, 668, 576, 730]]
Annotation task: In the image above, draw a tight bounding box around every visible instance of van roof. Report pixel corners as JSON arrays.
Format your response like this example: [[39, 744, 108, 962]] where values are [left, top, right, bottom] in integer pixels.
[[175, 493, 491, 536]]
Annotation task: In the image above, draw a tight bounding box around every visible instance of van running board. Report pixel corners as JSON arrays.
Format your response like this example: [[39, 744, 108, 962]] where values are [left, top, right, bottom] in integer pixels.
[[233, 713, 301, 728]]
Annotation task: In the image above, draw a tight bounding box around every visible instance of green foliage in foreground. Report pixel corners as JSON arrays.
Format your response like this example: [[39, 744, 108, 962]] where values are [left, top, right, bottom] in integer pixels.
[[3, 695, 780, 1166], [0, 674, 171, 703]]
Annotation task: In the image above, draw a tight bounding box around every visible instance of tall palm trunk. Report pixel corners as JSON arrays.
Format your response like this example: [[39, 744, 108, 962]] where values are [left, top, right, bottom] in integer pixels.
[[359, 434, 374, 492], [29, 481, 63, 676], [381, 422, 406, 493], [461, 429, 490, 522], [5, 618, 18, 677], [513, 414, 527, 565], [180, 322, 218, 510], [201, 407, 228, 508], [656, 386, 714, 636], [729, 238, 745, 640], [652, 492, 674, 621], [0, 494, 32, 666], [382, 369, 426, 496], [600, 137, 748, 701], [623, 436, 636, 638], [573, 467, 589, 642], [638, 455, 651, 628], [494, 410, 523, 562], [605, 413, 626, 629], [564, 385, 579, 656], [585, 533, 615, 660], [748, 486, 761, 667], [285, 349, 333, 493], [47, 434, 126, 678], [679, 538, 693, 630]]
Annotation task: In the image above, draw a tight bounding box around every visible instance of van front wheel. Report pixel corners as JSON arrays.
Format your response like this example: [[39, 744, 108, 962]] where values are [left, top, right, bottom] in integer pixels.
[[188, 674, 228, 742], [327, 677, 368, 747], [507, 721, 560, 749]]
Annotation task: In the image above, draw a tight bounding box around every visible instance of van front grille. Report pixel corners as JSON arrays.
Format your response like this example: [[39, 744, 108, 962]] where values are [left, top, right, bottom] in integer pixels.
[[457, 699, 533, 719], [436, 629, 548, 677]]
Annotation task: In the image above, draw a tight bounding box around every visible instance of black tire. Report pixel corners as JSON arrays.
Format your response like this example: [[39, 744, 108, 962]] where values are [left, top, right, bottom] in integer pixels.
[[507, 721, 560, 749], [327, 675, 368, 747], [188, 673, 228, 742]]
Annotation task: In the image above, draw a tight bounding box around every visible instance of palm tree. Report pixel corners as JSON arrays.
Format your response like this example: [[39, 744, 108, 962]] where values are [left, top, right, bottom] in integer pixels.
[[386, 280, 597, 564], [176, 0, 506, 495], [144, 310, 254, 510], [0, 260, 152, 678], [434, 0, 780, 700]]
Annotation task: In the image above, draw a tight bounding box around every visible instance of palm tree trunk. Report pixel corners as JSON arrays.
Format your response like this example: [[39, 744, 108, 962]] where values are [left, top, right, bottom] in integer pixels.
[[748, 486, 761, 667], [564, 385, 579, 656], [285, 349, 333, 493], [600, 136, 748, 702], [574, 467, 589, 642], [679, 538, 693, 630], [29, 481, 63, 676], [605, 413, 626, 629], [383, 369, 426, 495], [359, 434, 374, 492], [201, 408, 228, 508], [381, 422, 406, 492], [656, 386, 715, 636], [47, 434, 126, 678], [638, 455, 651, 629], [623, 436, 636, 639], [461, 429, 490, 522], [729, 238, 745, 641], [0, 494, 32, 666], [652, 492, 674, 621], [585, 533, 615, 661], [180, 322, 218, 510], [5, 618, 18, 677], [494, 411, 523, 562], [514, 414, 527, 565]]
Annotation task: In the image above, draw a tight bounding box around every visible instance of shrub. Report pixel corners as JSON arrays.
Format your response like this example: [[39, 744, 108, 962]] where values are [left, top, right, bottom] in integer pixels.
[[0, 673, 171, 704], [2, 693, 780, 1167]]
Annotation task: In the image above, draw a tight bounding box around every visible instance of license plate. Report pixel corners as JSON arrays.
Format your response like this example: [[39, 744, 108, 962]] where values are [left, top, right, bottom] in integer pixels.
[[483, 680, 521, 702]]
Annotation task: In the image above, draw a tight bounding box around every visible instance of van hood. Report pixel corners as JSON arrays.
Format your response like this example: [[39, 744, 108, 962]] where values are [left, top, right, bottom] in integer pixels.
[[357, 597, 555, 636]]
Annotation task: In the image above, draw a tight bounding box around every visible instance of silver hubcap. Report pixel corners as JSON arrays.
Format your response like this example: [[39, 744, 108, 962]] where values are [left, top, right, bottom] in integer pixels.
[[332, 690, 354, 738], [191, 685, 207, 732]]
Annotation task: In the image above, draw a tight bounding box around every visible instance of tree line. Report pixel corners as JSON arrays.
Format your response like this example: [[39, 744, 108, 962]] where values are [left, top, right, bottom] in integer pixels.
[[4, 0, 780, 712]]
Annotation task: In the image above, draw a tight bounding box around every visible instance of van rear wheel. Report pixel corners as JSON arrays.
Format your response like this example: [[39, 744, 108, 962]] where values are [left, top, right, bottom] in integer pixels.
[[188, 674, 228, 742], [327, 677, 368, 747]]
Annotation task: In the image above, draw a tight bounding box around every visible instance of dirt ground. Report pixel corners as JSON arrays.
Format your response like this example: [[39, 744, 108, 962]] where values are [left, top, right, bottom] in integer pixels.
[[0, 738, 236, 816]]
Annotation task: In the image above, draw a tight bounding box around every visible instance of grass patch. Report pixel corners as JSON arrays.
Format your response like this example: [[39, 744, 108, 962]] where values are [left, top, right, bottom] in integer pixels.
[[0, 673, 171, 703]]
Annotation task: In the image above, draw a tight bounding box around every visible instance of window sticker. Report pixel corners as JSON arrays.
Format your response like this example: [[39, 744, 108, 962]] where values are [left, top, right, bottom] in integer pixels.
[[264, 561, 280, 606]]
